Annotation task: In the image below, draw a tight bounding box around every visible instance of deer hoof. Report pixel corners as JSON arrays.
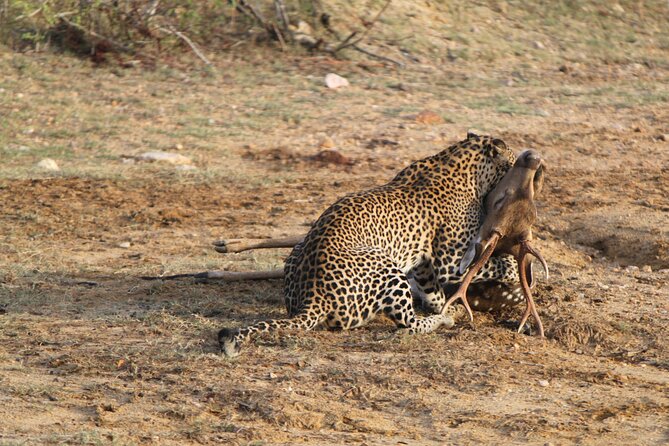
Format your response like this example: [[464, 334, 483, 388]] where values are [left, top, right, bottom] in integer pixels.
[[500, 319, 533, 336]]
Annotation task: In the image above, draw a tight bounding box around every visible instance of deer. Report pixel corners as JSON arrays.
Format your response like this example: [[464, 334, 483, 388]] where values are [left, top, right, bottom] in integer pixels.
[[441, 149, 549, 337]]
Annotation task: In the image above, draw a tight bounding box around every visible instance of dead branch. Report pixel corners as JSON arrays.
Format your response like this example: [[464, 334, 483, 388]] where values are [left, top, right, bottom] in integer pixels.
[[272, 22, 287, 51], [332, 30, 358, 52], [274, 0, 291, 38], [214, 235, 305, 253], [237, 0, 275, 36], [142, 269, 284, 281], [319, 1, 403, 67], [56, 13, 133, 54], [158, 26, 212, 65], [332, 0, 391, 52], [352, 44, 404, 67]]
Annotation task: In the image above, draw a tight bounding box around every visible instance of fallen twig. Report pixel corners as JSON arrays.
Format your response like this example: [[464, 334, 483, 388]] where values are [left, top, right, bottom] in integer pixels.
[[141, 270, 284, 281]]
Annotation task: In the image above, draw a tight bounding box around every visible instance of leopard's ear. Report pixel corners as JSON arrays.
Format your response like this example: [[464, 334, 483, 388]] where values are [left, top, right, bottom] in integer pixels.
[[486, 138, 511, 161], [467, 130, 480, 139], [491, 138, 508, 152]]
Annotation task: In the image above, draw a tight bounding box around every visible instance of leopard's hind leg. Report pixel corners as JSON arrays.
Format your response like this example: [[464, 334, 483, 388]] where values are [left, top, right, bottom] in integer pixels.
[[365, 259, 454, 334]]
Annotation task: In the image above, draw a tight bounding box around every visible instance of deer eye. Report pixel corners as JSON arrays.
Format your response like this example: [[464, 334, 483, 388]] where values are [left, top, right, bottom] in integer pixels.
[[493, 189, 513, 209]]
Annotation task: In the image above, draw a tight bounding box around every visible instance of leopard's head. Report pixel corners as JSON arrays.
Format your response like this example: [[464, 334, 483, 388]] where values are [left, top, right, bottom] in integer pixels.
[[450, 132, 516, 197]]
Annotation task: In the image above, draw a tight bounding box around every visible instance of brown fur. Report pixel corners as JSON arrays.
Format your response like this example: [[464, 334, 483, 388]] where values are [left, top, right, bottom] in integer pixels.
[[450, 150, 548, 335]]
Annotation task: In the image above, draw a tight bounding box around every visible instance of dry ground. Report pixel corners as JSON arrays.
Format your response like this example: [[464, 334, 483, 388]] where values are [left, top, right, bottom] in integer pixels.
[[1, 1, 668, 444]]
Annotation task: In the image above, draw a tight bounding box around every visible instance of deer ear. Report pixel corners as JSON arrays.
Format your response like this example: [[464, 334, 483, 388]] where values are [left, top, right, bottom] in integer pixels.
[[533, 164, 545, 197], [459, 236, 481, 274]]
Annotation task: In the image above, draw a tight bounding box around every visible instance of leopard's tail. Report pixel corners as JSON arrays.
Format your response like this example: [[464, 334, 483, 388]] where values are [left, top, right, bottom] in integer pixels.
[[218, 310, 322, 357]]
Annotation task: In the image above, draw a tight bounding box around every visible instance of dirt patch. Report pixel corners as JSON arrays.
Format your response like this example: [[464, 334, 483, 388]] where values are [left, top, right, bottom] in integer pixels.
[[2, 1, 669, 444]]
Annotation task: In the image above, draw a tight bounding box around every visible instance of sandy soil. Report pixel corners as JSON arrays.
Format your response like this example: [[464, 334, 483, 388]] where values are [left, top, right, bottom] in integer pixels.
[[1, 1, 669, 444]]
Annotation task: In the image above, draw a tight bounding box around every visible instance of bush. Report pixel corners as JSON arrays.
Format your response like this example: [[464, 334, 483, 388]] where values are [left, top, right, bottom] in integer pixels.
[[0, 0, 327, 60]]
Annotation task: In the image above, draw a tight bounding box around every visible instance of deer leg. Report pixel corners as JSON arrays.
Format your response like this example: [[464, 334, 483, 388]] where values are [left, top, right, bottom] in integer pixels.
[[516, 241, 545, 337], [441, 233, 500, 321], [213, 235, 305, 253]]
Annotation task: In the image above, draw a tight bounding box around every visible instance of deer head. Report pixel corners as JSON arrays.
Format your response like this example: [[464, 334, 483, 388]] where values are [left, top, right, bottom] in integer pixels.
[[443, 149, 549, 337], [459, 149, 547, 277]]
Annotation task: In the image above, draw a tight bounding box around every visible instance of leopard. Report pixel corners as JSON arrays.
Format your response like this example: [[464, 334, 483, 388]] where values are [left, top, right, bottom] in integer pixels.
[[219, 132, 523, 357]]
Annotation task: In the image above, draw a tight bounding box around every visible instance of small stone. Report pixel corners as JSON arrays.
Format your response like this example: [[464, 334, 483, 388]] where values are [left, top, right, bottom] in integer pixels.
[[657, 134, 669, 141], [118, 242, 131, 249], [538, 380, 550, 387], [658, 269, 669, 275], [135, 151, 192, 165], [294, 20, 313, 35], [641, 265, 652, 273], [533, 41, 545, 50], [611, 3, 625, 14], [36, 158, 60, 171], [325, 73, 349, 89], [174, 143, 184, 150], [415, 110, 444, 125], [319, 136, 336, 149]]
